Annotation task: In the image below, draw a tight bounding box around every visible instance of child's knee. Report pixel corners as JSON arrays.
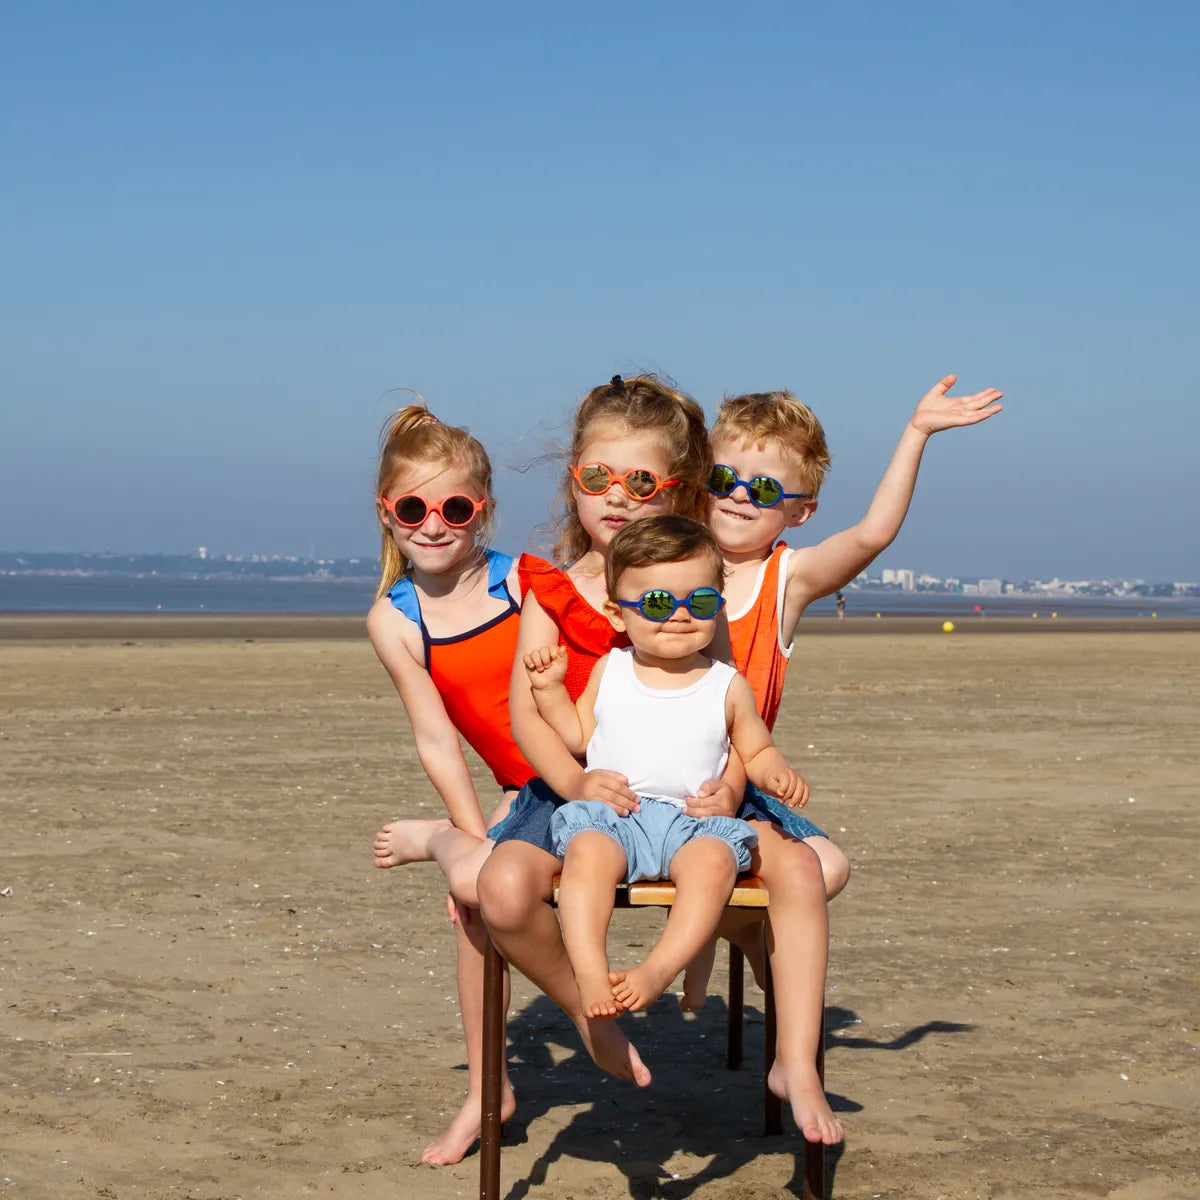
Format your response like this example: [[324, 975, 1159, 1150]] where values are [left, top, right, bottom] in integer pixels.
[[477, 854, 538, 929], [821, 845, 852, 899]]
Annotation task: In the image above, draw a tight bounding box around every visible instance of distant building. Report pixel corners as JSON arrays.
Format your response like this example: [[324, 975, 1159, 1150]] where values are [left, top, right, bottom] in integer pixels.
[[978, 578, 1002, 596], [197, 546, 208, 560]]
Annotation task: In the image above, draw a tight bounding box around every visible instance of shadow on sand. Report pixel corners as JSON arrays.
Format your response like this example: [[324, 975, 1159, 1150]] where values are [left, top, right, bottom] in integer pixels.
[[471, 994, 973, 1199]]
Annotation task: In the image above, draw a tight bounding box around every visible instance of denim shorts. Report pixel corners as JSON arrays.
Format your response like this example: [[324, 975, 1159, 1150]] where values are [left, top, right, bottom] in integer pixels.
[[551, 797, 757, 882], [487, 777, 561, 854], [739, 783, 829, 841]]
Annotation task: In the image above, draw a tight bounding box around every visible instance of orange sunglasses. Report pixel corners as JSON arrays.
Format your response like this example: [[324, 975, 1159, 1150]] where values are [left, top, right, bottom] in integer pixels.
[[570, 462, 680, 502]]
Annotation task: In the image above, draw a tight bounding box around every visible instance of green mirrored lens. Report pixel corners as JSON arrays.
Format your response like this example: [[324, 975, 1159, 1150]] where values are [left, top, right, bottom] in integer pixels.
[[747, 476, 784, 506], [687, 588, 723, 619], [709, 465, 738, 494], [640, 591, 676, 620]]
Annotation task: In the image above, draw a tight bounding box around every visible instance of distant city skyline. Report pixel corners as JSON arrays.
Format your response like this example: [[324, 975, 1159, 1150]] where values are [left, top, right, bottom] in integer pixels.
[[3, 5, 1198, 581], [3, 549, 1194, 595]]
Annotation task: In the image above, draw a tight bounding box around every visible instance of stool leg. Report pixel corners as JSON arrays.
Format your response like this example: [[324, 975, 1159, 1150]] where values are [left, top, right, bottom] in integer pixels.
[[727, 940, 744, 1069], [480, 934, 504, 1200]]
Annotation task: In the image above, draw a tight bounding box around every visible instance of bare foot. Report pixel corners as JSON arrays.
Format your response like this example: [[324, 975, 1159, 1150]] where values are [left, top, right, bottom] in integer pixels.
[[420, 1082, 516, 1166], [767, 1058, 844, 1145], [609, 962, 675, 1013], [373, 817, 452, 869], [679, 938, 717, 1012], [576, 1016, 652, 1087], [577, 970, 622, 1019]]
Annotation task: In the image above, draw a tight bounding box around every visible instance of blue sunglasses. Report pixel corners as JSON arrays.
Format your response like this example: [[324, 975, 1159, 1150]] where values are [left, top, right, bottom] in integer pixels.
[[708, 464, 809, 507], [616, 587, 726, 622]]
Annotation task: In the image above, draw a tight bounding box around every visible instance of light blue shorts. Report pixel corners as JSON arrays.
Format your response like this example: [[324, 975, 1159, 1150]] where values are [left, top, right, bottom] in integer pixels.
[[550, 798, 758, 883]]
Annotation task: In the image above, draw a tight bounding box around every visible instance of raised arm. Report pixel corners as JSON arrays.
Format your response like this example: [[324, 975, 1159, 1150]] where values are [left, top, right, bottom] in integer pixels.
[[524, 645, 587, 757], [782, 374, 1003, 636], [366, 597, 489, 840]]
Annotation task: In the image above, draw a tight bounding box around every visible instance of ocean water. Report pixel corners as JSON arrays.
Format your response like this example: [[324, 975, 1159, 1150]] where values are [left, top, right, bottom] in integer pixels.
[[0, 576, 378, 615], [1, 575, 1197, 618]]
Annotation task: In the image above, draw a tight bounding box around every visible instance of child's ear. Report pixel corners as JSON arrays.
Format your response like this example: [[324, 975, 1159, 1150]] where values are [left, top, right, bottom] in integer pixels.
[[785, 498, 818, 530], [603, 599, 627, 634], [375, 498, 391, 526]]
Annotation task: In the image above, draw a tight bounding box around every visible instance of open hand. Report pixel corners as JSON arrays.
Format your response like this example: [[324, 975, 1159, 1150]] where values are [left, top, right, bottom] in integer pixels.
[[568, 769, 639, 815], [524, 643, 568, 689], [910, 374, 1003, 436], [684, 778, 740, 819], [765, 767, 809, 808]]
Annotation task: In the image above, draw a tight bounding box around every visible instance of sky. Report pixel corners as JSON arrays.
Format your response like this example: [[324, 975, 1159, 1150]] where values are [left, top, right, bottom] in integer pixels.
[[3, 1, 1198, 582]]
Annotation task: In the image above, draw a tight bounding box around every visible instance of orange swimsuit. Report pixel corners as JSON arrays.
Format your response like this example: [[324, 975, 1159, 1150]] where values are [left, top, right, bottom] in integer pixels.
[[388, 549, 534, 791]]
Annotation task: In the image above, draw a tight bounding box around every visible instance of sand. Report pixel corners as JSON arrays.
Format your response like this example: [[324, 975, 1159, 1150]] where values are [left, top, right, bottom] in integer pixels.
[[1, 618, 1197, 1199]]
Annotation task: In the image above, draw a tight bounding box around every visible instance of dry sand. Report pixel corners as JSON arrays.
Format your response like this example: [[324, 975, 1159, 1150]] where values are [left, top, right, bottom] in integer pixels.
[[1, 618, 1197, 1199]]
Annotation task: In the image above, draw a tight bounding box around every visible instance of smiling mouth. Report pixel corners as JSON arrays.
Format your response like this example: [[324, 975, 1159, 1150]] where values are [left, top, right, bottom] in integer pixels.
[[717, 506, 754, 522]]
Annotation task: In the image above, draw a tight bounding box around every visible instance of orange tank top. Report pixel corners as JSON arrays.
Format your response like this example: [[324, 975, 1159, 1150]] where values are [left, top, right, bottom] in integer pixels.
[[388, 550, 535, 791], [518, 554, 629, 702], [727, 542, 793, 730]]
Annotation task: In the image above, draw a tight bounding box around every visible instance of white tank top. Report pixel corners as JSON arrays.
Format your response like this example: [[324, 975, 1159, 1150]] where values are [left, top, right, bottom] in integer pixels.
[[585, 648, 736, 807]]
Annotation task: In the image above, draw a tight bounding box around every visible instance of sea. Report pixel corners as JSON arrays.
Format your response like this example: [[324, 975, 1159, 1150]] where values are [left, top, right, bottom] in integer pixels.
[[2, 575, 1197, 619]]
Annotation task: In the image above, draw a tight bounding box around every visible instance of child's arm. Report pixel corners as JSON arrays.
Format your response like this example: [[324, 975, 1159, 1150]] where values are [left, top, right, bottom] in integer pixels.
[[509, 595, 638, 812], [725, 674, 810, 807], [782, 374, 1003, 641], [523, 645, 588, 757], [366, 597, 489, 840]]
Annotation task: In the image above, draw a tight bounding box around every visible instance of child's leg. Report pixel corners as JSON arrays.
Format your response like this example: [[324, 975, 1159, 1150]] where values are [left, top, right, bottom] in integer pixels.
[[372, 817, 493, 906], [555, 831, 628, 1019], [611, 837, 738, 1013], [476, 840, 651, 1086], [680, 908, 766, 1010], [421, 899, 515, 1165], [752, 823, 844, 1145]]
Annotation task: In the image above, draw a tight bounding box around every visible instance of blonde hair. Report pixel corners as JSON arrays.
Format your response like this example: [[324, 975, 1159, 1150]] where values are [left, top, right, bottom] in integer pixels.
[[712, 391, 832, 497], [374, 397, 496, 597], [550, 374, 712, 565], [604, 514, 724, 599]]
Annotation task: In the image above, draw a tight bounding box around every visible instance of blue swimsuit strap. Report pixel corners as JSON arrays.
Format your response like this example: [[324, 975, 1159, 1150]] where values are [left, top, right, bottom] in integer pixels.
[[387, 548, 515, 625]]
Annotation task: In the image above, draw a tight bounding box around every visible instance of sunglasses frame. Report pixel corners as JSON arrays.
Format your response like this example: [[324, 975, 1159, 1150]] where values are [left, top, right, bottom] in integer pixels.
[[379, 492, 488, 529], [615, 587, 726, 623], [570, 462, 681, 502], [707, 463, 810, 508]]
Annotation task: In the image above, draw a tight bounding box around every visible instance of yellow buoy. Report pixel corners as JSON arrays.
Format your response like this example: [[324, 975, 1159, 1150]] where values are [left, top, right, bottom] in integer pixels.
[[942, 620, 955, 633], [1032, 613, 1038, 619], [1152, 612, 1158, 619], [875, 612, 881, 618], [1052, 612, 1058, 619]]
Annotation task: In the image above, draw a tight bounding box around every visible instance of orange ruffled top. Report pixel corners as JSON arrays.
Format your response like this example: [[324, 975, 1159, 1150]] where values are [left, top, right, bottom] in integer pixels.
[[518, 554, 630, 702]]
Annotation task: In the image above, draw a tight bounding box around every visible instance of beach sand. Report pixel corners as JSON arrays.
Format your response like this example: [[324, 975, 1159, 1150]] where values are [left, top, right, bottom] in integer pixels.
[[1, 618, 1197, 1199]]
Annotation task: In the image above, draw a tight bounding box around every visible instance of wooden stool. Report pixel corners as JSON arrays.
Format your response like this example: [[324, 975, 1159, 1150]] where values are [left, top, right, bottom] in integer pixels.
[[479, 875, 826, 1198]]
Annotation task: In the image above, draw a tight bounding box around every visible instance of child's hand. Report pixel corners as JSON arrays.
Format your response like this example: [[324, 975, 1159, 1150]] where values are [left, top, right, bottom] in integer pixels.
[[766, 767, 809, 808], [910, 374, 1004, 437], [524, 644, 568, 689], [568, 769, 639, 815], [684, 778, 740, 819]]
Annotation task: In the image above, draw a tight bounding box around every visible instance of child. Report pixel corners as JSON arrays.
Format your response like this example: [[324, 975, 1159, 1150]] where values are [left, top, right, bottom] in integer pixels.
[[525, 516, 807, 1019], [366, 400, 531, 1165], [476, 374, 843, 1144], [685, 374, 1004, 1000]]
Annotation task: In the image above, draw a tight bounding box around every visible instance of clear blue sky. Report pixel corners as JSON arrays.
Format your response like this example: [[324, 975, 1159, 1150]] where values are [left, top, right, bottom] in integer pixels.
[[3, 1, 1197, 581]]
